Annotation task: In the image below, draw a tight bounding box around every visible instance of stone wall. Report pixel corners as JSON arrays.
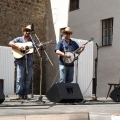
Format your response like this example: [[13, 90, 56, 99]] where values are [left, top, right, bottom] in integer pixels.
[[0, 0, 49, 94]]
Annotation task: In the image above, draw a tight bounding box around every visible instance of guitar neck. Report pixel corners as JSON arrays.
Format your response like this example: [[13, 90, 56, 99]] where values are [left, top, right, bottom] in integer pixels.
[[37, 40, 55, 46]]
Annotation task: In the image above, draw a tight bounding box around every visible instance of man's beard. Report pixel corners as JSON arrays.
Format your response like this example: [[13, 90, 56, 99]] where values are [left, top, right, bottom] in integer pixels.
[[64, 36, 70, 40], [24, 34, 30, 38]]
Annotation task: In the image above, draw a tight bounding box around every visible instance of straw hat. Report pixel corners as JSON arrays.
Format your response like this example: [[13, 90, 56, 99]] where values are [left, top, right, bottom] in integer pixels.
[[62, 27, 73, 34], [22, 25, 32, 32]]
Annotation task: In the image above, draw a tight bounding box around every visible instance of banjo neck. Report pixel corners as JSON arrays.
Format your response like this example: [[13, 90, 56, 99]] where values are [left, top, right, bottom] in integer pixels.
[[73, 38, 94, 54]]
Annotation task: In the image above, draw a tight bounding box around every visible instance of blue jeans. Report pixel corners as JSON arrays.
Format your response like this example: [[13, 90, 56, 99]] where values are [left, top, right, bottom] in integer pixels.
[[16, 64, 33, 96], [59, 65, 74, 83]]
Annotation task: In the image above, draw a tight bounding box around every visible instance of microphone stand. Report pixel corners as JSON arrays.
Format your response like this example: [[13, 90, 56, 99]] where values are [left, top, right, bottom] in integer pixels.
[[93, 43, 99, 100], [88, 43, 102, 102], [75, 56, 79, 83], [30, 35, 43, 102], [31, 30, 55, 102]]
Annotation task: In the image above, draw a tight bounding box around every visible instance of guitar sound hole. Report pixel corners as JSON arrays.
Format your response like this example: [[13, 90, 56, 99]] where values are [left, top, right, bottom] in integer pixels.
[[20, 50, 26, 54], [25, 46, 29, 50]]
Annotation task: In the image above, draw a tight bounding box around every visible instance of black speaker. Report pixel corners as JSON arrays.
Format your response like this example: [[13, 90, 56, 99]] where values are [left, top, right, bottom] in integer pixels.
[[46, 83, 83, 103], [0, 82, 5, 104], [109, 87, 120, 102]]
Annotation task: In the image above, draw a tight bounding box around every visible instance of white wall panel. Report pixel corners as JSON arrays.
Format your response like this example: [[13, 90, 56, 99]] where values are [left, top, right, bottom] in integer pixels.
[[50, 0, 69, 42], [0, 46, 14, 95], [72, 38, 93, 97]]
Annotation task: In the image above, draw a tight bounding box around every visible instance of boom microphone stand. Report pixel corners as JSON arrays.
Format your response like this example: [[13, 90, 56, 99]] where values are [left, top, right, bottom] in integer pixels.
[[28, 33, 43, 101], [31, 24, 55, 102]]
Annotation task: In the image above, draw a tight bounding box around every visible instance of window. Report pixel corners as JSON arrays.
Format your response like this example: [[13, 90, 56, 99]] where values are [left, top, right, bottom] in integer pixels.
[[102, 18, 113, 46], [70, 0, 79, 11]]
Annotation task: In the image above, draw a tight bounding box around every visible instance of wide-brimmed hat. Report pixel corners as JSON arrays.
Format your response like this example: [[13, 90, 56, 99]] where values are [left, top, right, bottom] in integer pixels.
[[22, 25, 32, 32], [61, 27, 73, 34]]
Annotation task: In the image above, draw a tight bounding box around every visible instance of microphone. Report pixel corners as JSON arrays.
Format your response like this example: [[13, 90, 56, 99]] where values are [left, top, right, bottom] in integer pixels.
[[31, 23, 34, 32], [96, 43, 98, 48], [96, 43, 99, 49]]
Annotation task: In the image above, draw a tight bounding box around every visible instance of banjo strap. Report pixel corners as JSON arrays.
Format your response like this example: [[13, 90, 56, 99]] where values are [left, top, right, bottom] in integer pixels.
[[62, 40, 66, 64], [62, 39, 74, 53], [62, 39, 67, 53]]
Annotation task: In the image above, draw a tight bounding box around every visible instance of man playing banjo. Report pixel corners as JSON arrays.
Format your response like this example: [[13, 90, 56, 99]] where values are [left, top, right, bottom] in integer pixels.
[[55, 27, 85, 83]]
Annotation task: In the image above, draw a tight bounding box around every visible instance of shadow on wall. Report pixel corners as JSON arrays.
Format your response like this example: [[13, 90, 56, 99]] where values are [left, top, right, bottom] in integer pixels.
[[45, 1, 59, 93]]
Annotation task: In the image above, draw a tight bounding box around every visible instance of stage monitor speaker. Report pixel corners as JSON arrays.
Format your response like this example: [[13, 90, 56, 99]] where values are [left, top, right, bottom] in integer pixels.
[[109, 87, 120, 102], [0, 82, 5, 104], [46, 83, 83, 103]]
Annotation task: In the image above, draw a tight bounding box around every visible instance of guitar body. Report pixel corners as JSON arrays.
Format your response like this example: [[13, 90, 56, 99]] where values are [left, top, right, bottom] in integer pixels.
[[12, 42, 33, 59]]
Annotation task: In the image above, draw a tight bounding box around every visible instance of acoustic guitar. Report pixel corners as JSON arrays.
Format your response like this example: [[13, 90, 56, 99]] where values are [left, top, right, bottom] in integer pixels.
[[12, 40, 55, 59]]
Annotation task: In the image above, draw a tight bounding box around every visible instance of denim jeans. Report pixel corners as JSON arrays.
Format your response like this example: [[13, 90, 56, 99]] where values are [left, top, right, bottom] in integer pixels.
[[59, 65, 74, 83], [16, 64, 33, 96]]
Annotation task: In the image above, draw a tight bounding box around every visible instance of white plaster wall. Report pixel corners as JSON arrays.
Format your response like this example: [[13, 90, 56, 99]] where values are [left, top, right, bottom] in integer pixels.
[[46, 0, 70, 92], [68, 0, 120, 97], [50, 0, 69, 42], [0, 47, 14, 95]]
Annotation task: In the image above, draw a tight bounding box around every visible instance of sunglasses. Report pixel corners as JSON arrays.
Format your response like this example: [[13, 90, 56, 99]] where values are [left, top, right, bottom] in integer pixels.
[[25, 30, 31, 32], [64, 32, 71, 35]]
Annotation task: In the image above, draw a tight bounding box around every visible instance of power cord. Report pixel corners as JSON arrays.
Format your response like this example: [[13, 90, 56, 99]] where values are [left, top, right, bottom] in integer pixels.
[[82, 79, 93, 95]]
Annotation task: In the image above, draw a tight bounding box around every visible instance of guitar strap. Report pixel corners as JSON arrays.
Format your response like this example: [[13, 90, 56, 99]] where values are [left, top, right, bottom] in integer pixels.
[[62, 39, 75, 52]]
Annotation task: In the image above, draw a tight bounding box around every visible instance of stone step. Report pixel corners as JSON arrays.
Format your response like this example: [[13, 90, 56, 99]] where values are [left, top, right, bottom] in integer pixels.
[[0, 113, 89, 120]]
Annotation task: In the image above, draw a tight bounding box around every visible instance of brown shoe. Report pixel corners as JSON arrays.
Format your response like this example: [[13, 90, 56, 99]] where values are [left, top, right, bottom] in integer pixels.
[[16, 95, 20, 100]]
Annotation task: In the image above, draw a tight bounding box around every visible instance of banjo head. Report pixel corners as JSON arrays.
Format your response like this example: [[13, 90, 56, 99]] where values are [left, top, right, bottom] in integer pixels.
[[63, 52, 75, 65]]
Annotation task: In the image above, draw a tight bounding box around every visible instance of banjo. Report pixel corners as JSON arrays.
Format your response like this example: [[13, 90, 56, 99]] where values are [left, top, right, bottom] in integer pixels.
[[62, 37, 94, 65]]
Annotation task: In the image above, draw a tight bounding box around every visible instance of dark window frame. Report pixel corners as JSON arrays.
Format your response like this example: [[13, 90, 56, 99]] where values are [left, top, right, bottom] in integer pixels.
[[102, 18, 113, 46], [69, 0, 79, 11], [60, 27, 66, 39]]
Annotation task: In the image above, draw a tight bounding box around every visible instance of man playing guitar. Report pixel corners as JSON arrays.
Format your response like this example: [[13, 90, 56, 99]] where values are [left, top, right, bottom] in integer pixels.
[[55, 27, 85, 83], [9, 25, 39, 100]]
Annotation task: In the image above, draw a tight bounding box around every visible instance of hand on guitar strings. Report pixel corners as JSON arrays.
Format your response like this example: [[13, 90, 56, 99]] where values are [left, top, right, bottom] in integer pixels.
[[17, 45, 30, 53], [64, 54, 71, 58], [18, 45, 24, 51]]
